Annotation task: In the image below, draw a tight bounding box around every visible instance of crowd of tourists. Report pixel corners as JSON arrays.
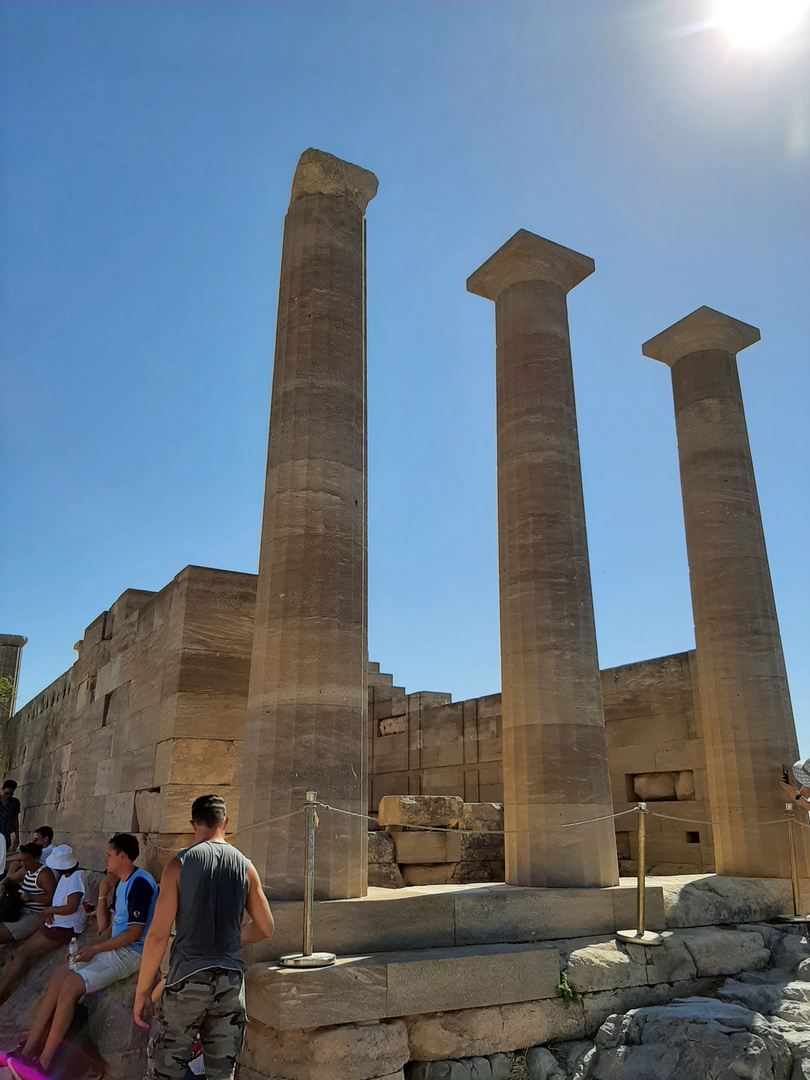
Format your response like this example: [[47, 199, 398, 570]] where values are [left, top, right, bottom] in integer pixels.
[[0, 784, 273, 1080]]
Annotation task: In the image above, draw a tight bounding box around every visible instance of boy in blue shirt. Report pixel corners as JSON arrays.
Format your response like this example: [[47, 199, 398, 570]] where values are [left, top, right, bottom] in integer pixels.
[[8, 833, 156, 1079]]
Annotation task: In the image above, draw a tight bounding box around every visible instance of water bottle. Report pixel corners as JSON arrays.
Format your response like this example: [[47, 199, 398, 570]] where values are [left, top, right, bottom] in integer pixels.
[[67, 938, 78, 971]]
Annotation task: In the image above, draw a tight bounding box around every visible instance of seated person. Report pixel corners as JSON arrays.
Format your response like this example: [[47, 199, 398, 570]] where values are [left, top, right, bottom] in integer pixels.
[[7, 833, 156, 1080], [5, 827, 55, 874], [0, 845, 86, 1006], [0, 844, 56, 943]]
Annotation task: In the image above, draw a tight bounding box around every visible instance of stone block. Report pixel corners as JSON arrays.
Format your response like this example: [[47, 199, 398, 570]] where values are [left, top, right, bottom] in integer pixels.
[[103, 792, 136, 833], [254, 892, 456, 961], [394, 831, 462, 865], [460, 833, 504, 862], [378, 795, 463, 829], [613, 884, 665, 933], [660, 876, 793, 927], [564, 940, 647, 993], [580, 980, 675, 1035], [675, 770, 695, 800], [460, 803, 504, 833], [406, 998, 586, 1061], [368, 830, 396, 864], [134, 790, 161, 833], [369, 863, 406, 889], [246, 959, 388, 1030], [241, 1017, 409, 1080], [153, 784, 236, 833], [153, 737, 236, 787], [643, 932, 697, 984], [678, 927, 770, 977], [632, 772, 678, 801], [402, 864, 459, 886], [386, 944, 559, 1016]]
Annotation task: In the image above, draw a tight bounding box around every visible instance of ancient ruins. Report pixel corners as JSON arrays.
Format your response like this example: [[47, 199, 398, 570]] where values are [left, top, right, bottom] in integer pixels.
[[1, 149, 807, 1080]]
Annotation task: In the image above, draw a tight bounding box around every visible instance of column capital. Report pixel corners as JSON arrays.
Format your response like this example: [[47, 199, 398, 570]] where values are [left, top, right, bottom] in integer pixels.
[[467, 229, 594, 301], [290, 148, 378, 213], [642, 306, 760, 368], [0, 635, 26, 648]]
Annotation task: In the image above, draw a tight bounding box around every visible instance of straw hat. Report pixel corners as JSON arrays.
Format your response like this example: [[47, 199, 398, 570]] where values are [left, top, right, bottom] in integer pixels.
[[46, 845, 78, 871], [793, 759, 810, 789]]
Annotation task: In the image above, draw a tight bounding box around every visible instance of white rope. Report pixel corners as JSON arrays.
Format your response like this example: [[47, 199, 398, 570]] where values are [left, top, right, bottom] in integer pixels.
[[561, 806, 640, 828]]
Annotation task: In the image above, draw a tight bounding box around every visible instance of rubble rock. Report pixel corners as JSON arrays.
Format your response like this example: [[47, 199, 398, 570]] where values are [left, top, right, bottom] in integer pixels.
[[378, 796, 463, 829]]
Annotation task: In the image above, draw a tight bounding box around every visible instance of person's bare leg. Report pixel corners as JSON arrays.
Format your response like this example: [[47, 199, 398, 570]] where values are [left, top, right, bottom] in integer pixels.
[[21, 963, 71, 1056], [0, 934, 58, 1005], [0, 925, 16, 943], [38, 971, 86, 1070]]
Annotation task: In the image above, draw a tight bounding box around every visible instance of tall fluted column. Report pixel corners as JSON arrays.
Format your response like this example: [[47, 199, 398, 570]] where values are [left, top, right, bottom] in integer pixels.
[[643, 306, 807, 879], [468, 230, 618, 887], [239, 149, 377, 899]]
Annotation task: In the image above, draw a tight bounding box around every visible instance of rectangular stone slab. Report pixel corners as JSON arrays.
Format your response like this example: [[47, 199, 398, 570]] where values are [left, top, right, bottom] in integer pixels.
[[246, 942, 560, 1029]]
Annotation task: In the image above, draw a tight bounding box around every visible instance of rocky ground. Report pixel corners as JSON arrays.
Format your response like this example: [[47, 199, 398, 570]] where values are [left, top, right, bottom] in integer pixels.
[[405, 922, 810, 1080]]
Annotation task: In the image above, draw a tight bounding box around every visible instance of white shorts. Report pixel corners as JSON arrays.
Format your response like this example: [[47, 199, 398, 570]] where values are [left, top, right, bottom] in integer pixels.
[[77, 945, 141, 994], [2, 909, 45, 941]]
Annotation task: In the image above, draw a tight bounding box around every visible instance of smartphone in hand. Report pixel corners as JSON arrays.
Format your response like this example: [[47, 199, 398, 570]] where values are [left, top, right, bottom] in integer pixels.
[[782, 764, 790, 784], [81, 901, 96, 914]]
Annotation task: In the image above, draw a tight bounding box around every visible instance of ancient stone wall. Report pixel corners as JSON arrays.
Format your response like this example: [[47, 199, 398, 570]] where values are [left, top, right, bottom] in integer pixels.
[[0, 566, 254, 872], [2, 569, 713, 876], [370, 652, 714, 874]]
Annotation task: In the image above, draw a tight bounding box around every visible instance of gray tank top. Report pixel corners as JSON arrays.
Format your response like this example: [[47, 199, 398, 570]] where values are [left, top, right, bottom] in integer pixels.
[[166, 840, 251, 987]]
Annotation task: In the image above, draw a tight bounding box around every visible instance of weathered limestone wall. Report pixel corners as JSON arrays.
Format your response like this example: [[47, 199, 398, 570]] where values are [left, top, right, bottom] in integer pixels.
[[2, 571, 711, 877], [370, 652, 714, 874], [0, 634, 26, 722], [0, 566, 254, 872]]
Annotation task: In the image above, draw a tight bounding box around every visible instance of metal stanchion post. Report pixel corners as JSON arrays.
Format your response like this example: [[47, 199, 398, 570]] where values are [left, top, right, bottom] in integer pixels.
[[617, 803, 663, 946], [279, 791, 337, 967], [777, 802, 809, 923]]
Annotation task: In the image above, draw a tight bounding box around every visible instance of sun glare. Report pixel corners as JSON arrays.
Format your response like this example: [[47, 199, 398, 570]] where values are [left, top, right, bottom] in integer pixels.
[[714, 0, 810, 49]]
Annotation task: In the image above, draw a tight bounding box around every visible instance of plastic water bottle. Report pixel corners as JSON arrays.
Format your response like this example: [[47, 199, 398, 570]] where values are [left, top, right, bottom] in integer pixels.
[[67, 938, 78, 971]]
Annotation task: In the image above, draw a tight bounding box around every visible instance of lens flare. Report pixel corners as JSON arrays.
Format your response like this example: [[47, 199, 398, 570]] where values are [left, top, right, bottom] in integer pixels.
[[714, 0, 810, 48]]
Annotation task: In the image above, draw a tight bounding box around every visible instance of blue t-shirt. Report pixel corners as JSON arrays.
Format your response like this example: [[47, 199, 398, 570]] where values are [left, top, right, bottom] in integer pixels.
[[110, 868, 157, 955]]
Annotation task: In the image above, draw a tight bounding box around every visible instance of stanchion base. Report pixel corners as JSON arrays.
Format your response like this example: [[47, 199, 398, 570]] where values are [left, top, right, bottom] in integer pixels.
[[777, 914, 810, 924], [278, 952, 337, 968], [616, 929, 664, 946]]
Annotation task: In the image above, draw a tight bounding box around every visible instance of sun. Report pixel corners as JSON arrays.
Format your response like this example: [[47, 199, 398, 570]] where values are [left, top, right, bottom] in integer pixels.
[[713, 0, 810, 48]]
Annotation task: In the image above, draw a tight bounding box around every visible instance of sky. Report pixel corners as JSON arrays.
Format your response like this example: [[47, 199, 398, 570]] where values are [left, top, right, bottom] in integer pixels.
[[2, 1, 808, 748]]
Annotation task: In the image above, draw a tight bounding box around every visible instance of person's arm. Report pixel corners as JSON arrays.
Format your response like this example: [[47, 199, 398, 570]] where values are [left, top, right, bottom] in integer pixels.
[[43, 891, 82, 925], [75, 923, 144, 962], [95, 871, 118, 932], [133, 859, 180, 1029], [779, 778, 810, 809], [241, 863, 274, 944]]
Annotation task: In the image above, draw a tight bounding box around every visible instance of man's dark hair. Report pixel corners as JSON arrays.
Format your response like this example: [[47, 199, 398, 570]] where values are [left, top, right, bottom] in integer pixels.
[[191, 794, 227, 829], [2, 780, 17, 792], [19, 842, 42, 858], [35, 825, 54, 844], [109, 833, 140, 861]]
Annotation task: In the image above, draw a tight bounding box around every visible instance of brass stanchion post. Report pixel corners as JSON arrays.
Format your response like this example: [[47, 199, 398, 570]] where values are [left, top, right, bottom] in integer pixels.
[[617, 803, 663, 945], [778, 802, 809, 923], [279, 791, 337, 967]]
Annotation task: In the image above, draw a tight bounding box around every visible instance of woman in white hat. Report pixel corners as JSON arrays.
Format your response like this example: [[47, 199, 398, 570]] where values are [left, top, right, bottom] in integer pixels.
[[779, 759, 810, 810], [0, 845, 87, 1007]]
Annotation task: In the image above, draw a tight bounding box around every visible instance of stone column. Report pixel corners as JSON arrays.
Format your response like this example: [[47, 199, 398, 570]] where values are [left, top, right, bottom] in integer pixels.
[[643, 306, 807, 879], [239, 149, 378, 900], [0, 635, 26, 721], [467, 230, 618, 888]]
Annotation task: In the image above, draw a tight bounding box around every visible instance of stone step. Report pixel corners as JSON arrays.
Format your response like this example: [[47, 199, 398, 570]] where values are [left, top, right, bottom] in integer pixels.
[[253, 881, 663, 962], [246, 941, 561, 1030]]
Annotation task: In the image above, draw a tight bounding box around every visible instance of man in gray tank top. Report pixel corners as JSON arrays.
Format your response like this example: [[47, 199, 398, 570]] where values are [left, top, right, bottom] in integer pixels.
[[133, 794, 274, 1080]]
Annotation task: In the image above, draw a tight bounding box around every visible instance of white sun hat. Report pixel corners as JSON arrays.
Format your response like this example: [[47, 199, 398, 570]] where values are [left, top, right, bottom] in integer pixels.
[[46, 844, 77, 871], [793, 759, 810, 789]]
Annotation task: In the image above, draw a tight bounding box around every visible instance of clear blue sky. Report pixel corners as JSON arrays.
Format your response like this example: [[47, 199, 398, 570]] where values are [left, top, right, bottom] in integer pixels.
[[2, 2, 808, 749]]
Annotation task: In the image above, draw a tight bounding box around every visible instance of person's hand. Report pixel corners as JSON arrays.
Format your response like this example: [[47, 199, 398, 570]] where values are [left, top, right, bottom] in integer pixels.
[[133, 987, 155, 1030], [74, 945, 97, 964], [45, 914, 54, 926], [98, 870, 118, 900], [780, 778, 798, 798]]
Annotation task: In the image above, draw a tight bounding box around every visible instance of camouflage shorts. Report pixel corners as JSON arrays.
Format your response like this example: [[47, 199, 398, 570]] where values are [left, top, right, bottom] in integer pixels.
[[147, 967, 246, 1080]]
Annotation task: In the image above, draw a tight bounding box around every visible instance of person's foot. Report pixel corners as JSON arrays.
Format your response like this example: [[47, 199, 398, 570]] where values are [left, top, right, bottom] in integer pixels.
[[7, 1054, 47, 1080]]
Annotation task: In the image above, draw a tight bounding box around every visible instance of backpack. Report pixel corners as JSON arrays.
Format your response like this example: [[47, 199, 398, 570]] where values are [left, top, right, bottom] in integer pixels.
[[0, 882, 23, 923]]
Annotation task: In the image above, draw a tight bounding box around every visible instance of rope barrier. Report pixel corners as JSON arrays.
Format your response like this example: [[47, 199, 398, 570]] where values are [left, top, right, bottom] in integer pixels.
[[561, 806, 640, 828]]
